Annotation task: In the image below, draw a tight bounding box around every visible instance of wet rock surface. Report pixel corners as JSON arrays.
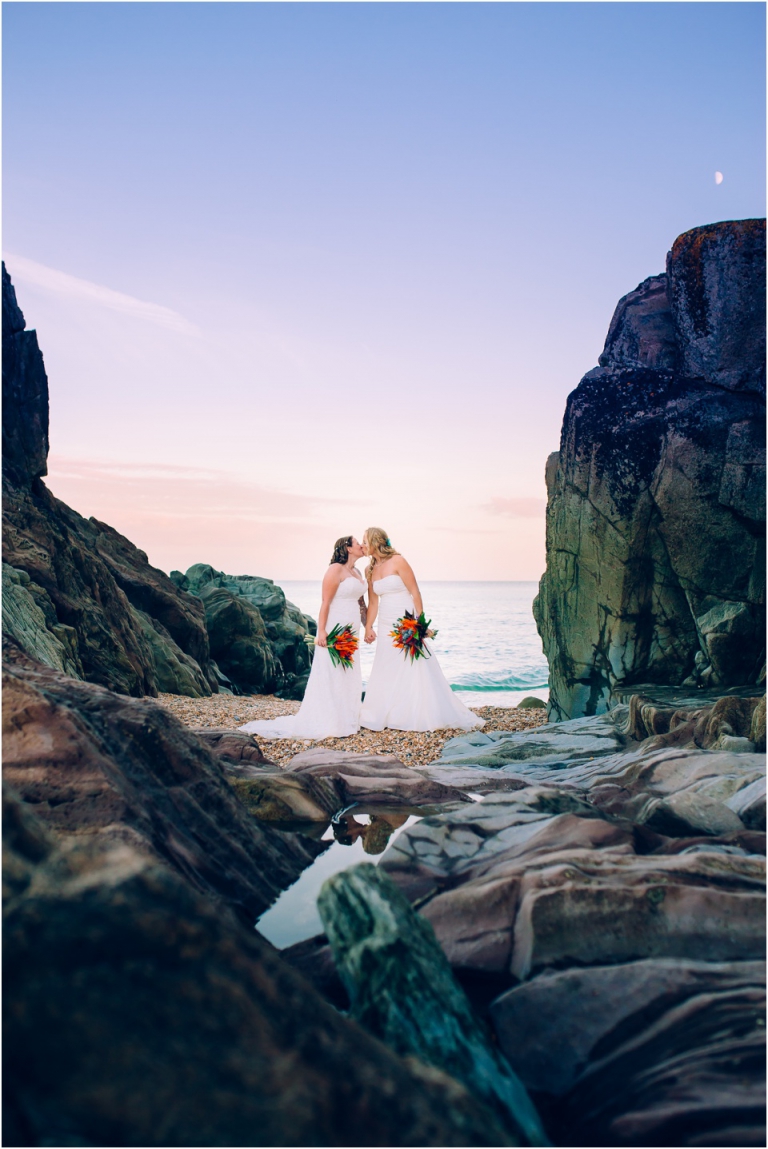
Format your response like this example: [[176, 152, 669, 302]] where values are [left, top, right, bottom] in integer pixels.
[[534, 220, 765, 721]]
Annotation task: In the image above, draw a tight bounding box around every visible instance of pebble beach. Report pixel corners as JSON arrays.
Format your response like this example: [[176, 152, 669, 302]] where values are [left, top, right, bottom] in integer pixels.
[[153, 692, 548, 769]]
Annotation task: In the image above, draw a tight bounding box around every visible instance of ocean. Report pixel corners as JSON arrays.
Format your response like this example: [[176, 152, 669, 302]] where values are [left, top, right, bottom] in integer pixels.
[[280, 579, 549, 708]]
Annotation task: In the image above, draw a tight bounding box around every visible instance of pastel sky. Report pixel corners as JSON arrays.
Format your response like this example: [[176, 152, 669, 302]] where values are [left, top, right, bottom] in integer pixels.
[[3, 2, 765, 580]]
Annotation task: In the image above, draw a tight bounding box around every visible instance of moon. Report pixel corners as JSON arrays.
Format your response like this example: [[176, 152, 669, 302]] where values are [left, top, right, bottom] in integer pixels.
[[715, 171, 724, 185]]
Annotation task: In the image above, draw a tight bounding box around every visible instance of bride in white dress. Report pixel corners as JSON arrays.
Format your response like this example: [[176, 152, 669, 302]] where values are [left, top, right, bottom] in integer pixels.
[[239, 536, 366, 740], [359, 527, 483, 733]]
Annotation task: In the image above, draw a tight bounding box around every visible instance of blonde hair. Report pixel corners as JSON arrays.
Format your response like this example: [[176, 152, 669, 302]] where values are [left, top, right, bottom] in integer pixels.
[[364, 527, 399, 582]]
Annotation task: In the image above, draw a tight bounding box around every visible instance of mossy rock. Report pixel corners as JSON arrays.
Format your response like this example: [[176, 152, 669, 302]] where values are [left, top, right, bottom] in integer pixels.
[[517, 696, 547, 709]]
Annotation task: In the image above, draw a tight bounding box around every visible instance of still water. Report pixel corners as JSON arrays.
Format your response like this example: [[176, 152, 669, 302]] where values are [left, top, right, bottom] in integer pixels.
[[281, 580, 549, 708], [257, 809, 423, 949]]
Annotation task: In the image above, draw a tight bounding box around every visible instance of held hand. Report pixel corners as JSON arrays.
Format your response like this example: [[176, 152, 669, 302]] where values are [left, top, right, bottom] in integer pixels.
[[315, 631, 328, 648], [365, 628, 377, 644]]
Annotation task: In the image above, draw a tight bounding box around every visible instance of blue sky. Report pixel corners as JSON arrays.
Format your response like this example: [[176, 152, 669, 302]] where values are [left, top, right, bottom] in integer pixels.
[[3, 2, 765, 579]]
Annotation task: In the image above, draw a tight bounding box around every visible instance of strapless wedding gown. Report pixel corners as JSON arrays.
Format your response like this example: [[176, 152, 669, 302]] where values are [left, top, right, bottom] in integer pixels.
[[360, 574, 484, 732], [239, 574, 364, 740]]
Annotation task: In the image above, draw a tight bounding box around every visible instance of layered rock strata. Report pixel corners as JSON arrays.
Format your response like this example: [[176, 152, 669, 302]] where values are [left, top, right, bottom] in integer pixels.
[[534, 219, 766, 720]]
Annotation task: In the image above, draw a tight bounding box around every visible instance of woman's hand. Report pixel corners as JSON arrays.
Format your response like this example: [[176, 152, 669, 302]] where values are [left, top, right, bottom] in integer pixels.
[[316, 630, 328, 648], [365, 627, 377, 644]]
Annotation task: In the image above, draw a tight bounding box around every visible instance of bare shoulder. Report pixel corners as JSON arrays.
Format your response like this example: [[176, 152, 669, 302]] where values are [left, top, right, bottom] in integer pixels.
[[393, 554, 415, 577], [322, 564, 343, 591]]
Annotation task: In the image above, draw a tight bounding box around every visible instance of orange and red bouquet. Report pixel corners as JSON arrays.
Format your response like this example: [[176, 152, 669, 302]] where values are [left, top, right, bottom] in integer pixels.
[[389, 611, 438, 662], [325, 623, 358, 669]]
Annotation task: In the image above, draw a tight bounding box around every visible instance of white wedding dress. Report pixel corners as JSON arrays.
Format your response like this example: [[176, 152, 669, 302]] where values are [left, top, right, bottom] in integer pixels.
[[360, 574, 484, 732], [238, 573, 364, 740]]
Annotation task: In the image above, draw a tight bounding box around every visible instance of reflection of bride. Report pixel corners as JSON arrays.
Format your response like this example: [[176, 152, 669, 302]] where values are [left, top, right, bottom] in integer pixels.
[[239, 536, 366, 741], [333, 812, 408, 854]]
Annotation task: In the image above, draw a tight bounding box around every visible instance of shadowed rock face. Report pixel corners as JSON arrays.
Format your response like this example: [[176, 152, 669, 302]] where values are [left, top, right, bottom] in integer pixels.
[[2, 645, 323, 921], [3, 789, 515, 1149], [2, 265, 48, 488], [535, 220, 766, 720], [2, 264, 215, 697]]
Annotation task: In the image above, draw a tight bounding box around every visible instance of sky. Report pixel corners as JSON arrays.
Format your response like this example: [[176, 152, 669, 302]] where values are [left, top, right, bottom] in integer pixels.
[[3, 2, 765, 581]]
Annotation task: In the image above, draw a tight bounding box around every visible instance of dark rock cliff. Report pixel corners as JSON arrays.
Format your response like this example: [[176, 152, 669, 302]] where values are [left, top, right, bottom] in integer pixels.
[[1, 263, 217, 697], [534, 220, 766, 720]]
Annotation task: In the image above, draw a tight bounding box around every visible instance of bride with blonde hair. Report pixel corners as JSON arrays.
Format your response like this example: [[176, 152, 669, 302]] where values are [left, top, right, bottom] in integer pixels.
[[360, 527, 483, 733]]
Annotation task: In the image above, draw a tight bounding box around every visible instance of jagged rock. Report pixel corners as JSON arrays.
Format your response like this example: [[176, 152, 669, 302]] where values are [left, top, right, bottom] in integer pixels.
[[134, 608, 212, 697], [174, 564, 314, 696], [490, 958, 766, 1147], [669, 220, 766, 394], [199, 584, 279, 692], [2, 264, 48, 487], [534, 220, 765, 720], [598, 273, 678, 371], [2, 563, 82, 678], [2, 647, 323, 920], [285, 748, 472, 808], [2, 266, 214, 698], [3, 789, 515, 1149], [318, 863, 547, 1146]]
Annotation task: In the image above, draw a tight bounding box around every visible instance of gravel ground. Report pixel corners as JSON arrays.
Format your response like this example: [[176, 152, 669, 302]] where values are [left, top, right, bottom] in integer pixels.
[[150, 693, 548, 769]]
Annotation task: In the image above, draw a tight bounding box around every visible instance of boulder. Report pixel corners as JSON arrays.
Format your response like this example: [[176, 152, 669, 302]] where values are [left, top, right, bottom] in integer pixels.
[[174, 564, 315, 696], [3, 789, 515, 1149], [191, 728, 279, 776], [2, 646, 324, 921], [517, 697, 547, 709], [435, 713, 625, 770], [534, 220, 765, 720]]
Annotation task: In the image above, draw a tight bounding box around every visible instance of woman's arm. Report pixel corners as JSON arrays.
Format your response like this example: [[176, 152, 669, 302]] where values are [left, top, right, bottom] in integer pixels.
[[365, 581, 379, 643], [316, 565, 343, 646], [394, 557, 424, 616]]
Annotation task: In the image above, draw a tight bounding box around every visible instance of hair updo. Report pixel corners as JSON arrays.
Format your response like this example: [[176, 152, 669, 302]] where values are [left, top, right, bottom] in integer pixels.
[[330, 536, 353, 565], [364, 527, 399, 581]]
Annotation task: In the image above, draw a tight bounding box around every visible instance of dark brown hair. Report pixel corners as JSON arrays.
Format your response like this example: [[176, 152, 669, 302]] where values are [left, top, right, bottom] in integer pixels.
[[330, 536, 353, 565]]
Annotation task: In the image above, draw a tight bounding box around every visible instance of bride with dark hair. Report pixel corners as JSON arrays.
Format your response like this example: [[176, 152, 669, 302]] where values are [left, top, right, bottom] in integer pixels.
[[239, 535, 366, 740]]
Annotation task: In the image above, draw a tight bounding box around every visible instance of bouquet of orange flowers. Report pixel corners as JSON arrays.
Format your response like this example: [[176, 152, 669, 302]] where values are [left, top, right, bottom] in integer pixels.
[[324, 623, 358, 670], [389, 611, 438, 662]]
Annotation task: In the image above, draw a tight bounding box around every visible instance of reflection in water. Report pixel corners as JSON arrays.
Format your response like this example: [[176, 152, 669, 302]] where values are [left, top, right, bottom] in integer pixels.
[[333, 812, 409, 854], [256, 808, 423, 948]]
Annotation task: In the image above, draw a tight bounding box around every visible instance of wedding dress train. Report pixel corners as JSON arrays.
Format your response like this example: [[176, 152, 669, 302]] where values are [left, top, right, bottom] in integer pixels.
[[238, 573, 364, 740], [360, 574, 483, 732]]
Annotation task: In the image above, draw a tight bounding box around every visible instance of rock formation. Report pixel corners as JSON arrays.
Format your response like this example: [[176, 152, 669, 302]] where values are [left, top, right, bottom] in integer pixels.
[[287, 695, 765, 1146], [4, 787, 515, 1148], [534, 219, 766, 720], [2, 264, 217, 697], [172, 563, 315, 697], [2, 263, 316, 701]]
